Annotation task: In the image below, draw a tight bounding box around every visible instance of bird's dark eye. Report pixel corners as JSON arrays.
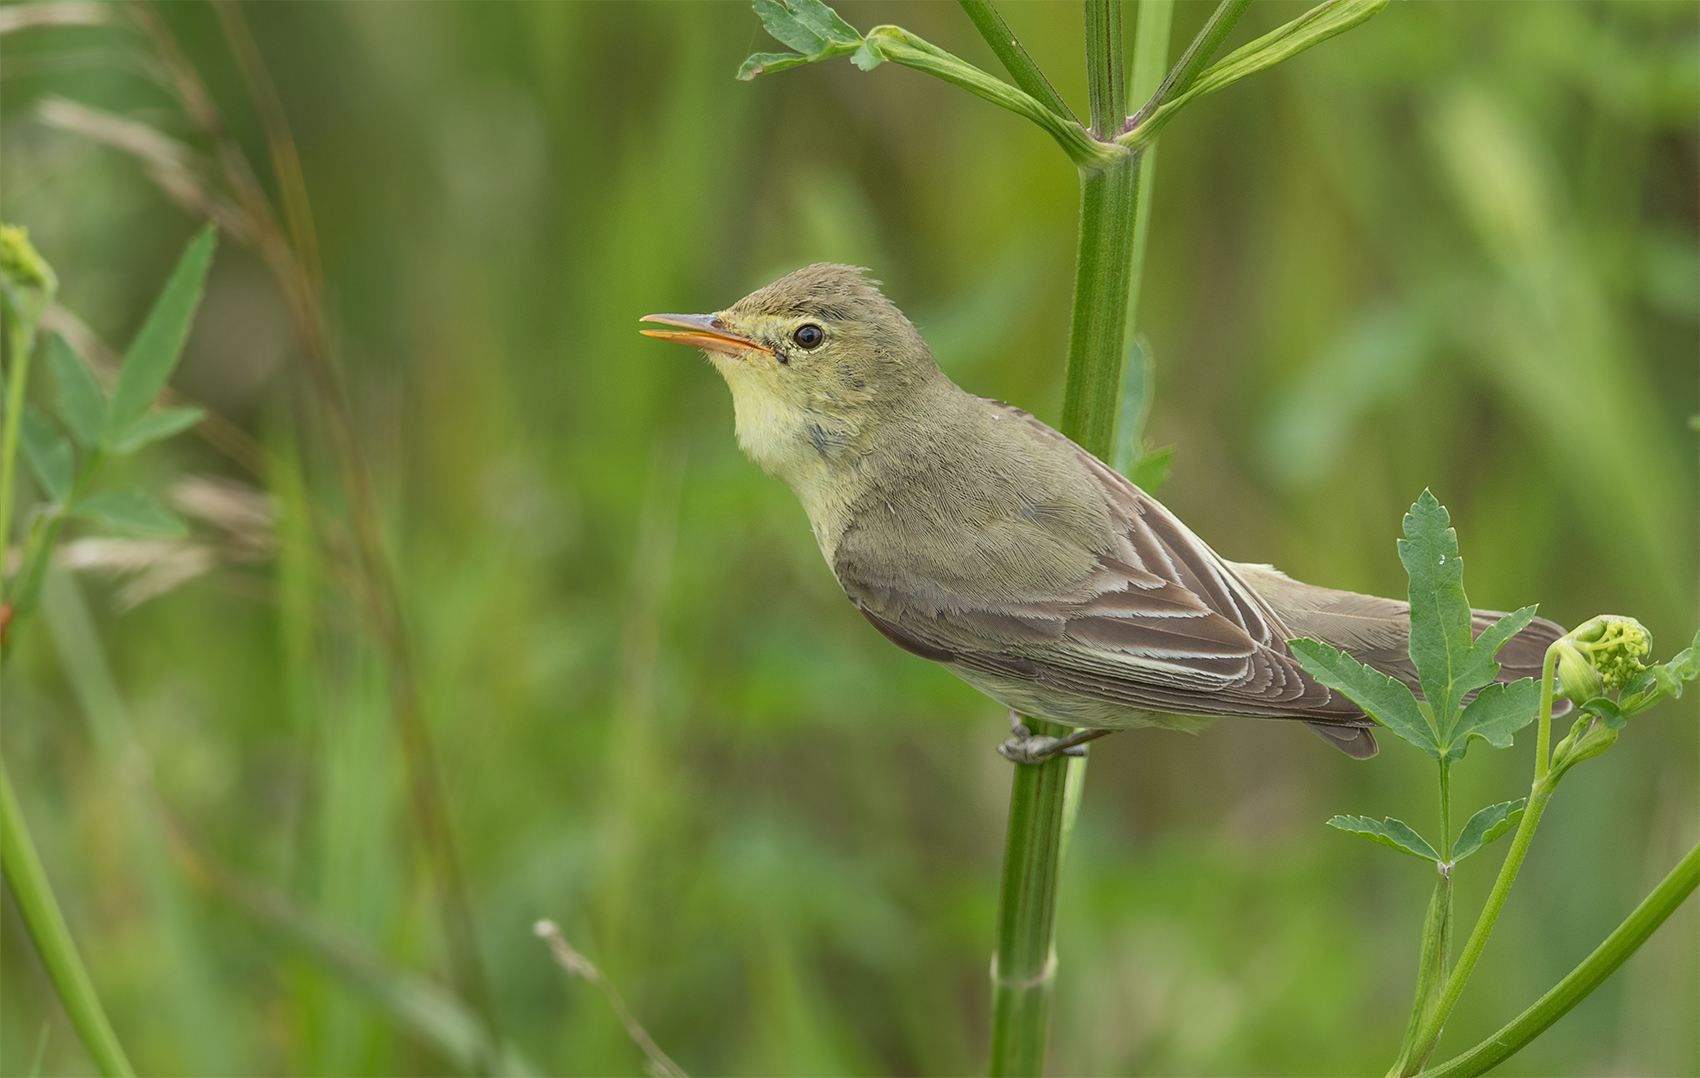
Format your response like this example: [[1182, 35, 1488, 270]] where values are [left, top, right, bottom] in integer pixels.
[[793, 324, 824, 349]]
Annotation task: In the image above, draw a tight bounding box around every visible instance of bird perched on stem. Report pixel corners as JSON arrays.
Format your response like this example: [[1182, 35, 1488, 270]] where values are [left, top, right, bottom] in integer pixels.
[[641, 264, 1562, 762]]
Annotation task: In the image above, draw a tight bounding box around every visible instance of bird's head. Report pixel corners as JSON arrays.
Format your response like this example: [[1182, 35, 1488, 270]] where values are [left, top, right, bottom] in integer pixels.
[[641, 264, 939, 480]]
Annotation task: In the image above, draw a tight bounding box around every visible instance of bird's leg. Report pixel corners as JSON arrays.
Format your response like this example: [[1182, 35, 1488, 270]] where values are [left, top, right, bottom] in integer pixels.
[[997, 711, 1112, 764]]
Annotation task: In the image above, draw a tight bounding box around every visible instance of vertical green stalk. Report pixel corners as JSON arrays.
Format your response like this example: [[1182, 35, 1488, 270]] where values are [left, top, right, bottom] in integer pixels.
[[989, 743, 1074, 1075], [990, 5, 1143, 1076], [0, 760, 135, 1077], [2, 234, 133, 1077]]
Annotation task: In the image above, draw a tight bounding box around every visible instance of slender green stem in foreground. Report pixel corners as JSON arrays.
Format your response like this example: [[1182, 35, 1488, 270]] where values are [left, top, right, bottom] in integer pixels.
[[1392, 874, 1453, 1077], [1418, 842, 1700, 1078], [956, 0, 1078, 123], [0, 309, 33, 611], [1123, 0, 1173, 336], [1399, 690, 1562, 1074], [0, 757, 136, 1077]]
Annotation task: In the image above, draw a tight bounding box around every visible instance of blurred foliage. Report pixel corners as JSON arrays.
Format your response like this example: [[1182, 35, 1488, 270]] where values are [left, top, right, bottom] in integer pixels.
[[1, 2, 1695, 1075]]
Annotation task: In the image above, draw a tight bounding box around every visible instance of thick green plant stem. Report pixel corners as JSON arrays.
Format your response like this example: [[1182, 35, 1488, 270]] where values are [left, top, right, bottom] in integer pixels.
[[1418, 841, 1700, 1078], [989, 736, 1074, 1075], [1058, 158, 1143, 457], [990, 7, 1138, 1076], [956, 0, 1077, 122], [0, 757, 135, 1077]]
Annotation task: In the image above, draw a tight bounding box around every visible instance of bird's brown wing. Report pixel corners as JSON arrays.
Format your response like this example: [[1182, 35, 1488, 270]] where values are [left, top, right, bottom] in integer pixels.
[[838, 435, 1373, 739]]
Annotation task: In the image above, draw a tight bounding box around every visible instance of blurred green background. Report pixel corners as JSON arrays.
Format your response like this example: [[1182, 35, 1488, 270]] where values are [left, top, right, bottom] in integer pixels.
[[2, 1, 1696, 1075]]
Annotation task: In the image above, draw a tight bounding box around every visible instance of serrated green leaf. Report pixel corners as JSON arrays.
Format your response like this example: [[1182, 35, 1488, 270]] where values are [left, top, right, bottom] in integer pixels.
[[107, 225, 216, 442], [112, 406, 205, 455], [49, 333, 107, 448], [1450, 798, 1526, 862], [1447, 677, 1538, 760], [71, 488, 187, 538], [1327, 814, 1441, 861], [1399, 489, 1478, 724], [1292, 637, 1439, 759], [21, 405, 73, 503]]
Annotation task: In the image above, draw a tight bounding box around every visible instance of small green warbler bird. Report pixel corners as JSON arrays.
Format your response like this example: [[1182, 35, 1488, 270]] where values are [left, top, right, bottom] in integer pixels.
[[642, 264, 1562, 761]]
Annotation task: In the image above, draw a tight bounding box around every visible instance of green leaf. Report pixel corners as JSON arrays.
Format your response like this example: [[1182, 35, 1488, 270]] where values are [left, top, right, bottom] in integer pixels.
[[737, 0, 863, 80], [1328, 815, 1441, 861], [112, 406, 206, 455], [106, 225, 216, 443], [1122, 0, 1389, 149], [1291, 637, 1439, 759], [1579, 696, 1626, 731], [1451, 799, 1526, 863], [1398, 489, 1479, 725], [70, 489, 187, 538], [20, 405, 73, 503], [1447, 678, 1538, 760], [737, 52, 815, 79], [48, 333, 107, 448]]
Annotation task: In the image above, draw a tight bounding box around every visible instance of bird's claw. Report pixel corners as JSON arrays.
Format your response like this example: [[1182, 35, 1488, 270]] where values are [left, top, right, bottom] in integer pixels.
[[997, 710, 1101, 764], [998, 734, 1090, 764]]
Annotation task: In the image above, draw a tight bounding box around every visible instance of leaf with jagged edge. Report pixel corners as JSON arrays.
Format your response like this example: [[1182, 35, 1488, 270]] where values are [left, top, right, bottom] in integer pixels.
[[1450, 799, 1526, 863], [1292, 637, 1439, 759], [1447, 678, 1538, 760], [1328, 815, 1441, 861]]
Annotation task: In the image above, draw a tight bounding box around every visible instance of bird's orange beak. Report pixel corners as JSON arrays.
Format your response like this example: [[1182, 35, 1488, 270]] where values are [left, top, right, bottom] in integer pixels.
[[639, 313, 774, 356]]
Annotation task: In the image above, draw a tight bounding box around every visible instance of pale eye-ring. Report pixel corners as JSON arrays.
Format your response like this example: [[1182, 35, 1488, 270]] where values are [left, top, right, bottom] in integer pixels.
[[793, 324, 824, 349]]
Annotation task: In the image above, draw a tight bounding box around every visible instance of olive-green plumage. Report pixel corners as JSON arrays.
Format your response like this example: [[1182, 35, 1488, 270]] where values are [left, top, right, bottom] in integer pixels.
[[642, 264, 1564, 757]]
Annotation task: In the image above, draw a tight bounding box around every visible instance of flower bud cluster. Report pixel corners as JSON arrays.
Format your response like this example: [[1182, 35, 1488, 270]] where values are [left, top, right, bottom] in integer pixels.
[[1553, 615, 1651, 702]]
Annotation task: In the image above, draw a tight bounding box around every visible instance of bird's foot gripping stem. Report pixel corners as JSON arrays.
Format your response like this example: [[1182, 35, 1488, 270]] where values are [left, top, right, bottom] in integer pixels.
[[998, 711, 1111, 765]]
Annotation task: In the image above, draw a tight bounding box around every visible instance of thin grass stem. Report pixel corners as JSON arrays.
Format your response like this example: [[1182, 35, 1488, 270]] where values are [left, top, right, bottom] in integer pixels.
[[0, 756, 135, 1077]]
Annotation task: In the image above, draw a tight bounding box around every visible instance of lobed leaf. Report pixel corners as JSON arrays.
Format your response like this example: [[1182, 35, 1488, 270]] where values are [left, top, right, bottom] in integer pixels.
[[1292, 637, 1439, 759], [1399, 489, 1478, 724], [20, 404, 73, 503], [106, 224, 216, 443], [49, 332, 107, 448], [112, 406, 206, 455], [1328, 815, 1441, 861], [71, 488, 188, 538], [1451, 799, 1526, 863], [1447, 678, 1539, 760]]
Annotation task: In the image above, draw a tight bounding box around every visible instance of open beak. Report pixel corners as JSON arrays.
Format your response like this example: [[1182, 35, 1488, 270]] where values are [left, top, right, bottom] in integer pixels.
[[639, 313, 774, 356]]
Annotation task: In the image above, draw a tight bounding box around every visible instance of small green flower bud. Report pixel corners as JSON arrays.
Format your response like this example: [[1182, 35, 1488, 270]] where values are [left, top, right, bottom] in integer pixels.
[[1552, 615, 1651, 702], [0, 224, 56, 296]]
